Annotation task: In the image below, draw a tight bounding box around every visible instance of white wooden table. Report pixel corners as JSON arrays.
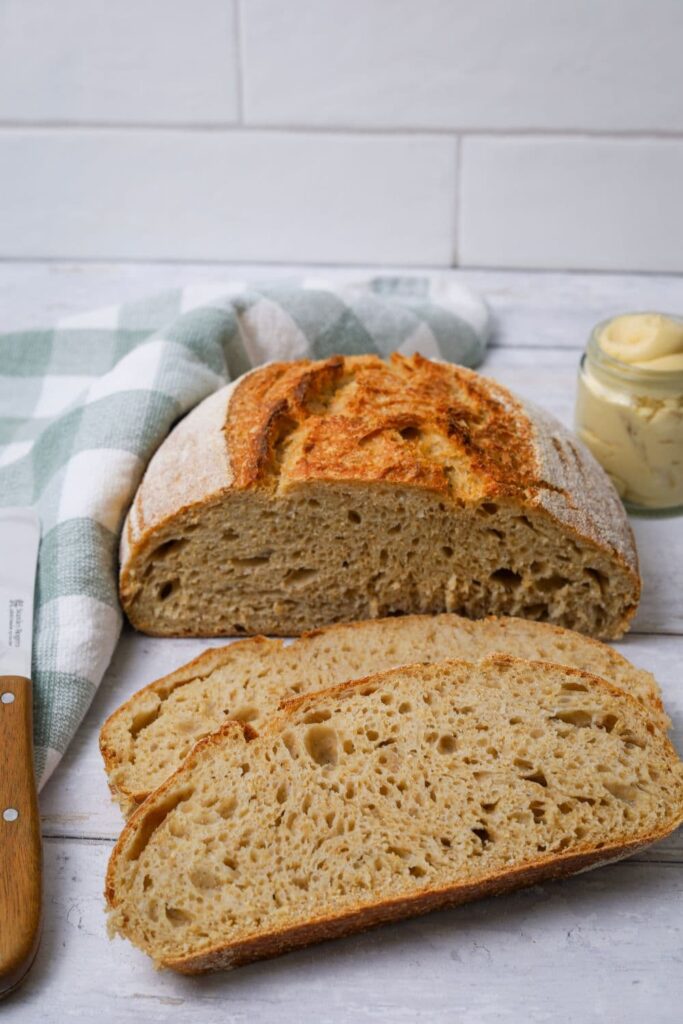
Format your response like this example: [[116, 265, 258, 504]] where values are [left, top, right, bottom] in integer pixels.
[[3, 263, 682, 1023]]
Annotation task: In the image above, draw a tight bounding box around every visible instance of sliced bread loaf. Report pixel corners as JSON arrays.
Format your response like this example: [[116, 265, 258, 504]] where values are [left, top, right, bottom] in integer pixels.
[[100, 614, 664, 815], [119, 354, 639, 640], [106, 656, 683, 973]]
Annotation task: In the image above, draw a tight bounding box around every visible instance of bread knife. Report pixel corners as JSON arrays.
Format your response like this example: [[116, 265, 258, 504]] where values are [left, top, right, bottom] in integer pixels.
[[0, 508, 41, 998]]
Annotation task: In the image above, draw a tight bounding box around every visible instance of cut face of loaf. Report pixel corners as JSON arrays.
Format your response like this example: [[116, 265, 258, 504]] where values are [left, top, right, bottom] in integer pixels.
[[106, 656, 683, 974], [100, 614, 665, 816], [119, 354, 639, 640]]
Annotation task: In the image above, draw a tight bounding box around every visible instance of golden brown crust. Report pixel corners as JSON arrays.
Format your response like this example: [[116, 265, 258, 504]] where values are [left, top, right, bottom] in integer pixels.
[[228, 353, 555, 499], [105, 657, 682, 975], [119, 353, 640, 633]]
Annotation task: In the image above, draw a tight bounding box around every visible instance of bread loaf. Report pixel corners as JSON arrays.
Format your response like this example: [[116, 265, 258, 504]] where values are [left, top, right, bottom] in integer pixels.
[[100, 614, 664, 816], [105, 656, 683, 974], [119, 354, 639, 640]]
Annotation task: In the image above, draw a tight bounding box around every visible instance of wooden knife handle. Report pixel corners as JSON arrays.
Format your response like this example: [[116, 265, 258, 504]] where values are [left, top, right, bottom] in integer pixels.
[[0, 675, 42, 998]]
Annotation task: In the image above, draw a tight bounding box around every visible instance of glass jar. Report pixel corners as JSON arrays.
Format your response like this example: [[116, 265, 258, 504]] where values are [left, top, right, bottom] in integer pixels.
[[575, 316, 683, 515]]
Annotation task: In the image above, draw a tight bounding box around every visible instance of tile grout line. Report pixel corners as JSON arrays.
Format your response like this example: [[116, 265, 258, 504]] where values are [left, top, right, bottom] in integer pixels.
[[451, 135, 461, 267], [1, 256, 682, 279], [233, 0, 246, 125], [1, 122, 683, 140]]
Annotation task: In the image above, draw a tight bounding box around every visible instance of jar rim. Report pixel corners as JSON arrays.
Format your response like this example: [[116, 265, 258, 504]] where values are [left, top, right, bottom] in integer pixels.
[[587, 313, 683, 386]]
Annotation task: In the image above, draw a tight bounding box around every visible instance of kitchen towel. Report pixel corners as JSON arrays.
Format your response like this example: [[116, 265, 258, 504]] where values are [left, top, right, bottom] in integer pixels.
[[0, 274, 490, 787]]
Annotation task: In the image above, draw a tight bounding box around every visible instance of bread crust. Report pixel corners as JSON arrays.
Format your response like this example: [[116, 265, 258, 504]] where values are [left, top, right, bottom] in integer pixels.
[[119, 354, 640, 634], [105, 657, 683, 975]]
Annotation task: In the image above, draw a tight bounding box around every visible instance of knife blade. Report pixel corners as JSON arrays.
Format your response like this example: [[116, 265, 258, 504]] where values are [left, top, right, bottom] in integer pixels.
[[0, 507, 42, 998]]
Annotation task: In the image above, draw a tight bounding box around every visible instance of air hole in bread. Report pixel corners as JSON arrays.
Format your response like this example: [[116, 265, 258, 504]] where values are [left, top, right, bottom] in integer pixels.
[[190, 867, 219, 890], [437, 735, 457, 755], [399, 426, 421, 442], [585, 568, 609, 596], [537, 574, 570, 594], [529, 801, 545, 823], [158, 580, 177, 600], [305, 725, 338, 767], [551, 710, 593, 729], [276, 782, 288, 805], [522, 770, 548, 788], [217, 796, 237, 819], [165, 906, 192, 925], [472, 826, 492, 846], [560, 682, 589, 693], [231, 554, 272, 568], [303, 709, 332, 724], [604, 781, 638, 804], [231, 705, 259, 724], [523, 604, 549, 619], [284, 567, 318, 586], [490, 568, 522, 589], [129, 704, 161, 739], [348, 510, 362, 524], [152, 538, 188, 560], [126, 787, 195, 861]]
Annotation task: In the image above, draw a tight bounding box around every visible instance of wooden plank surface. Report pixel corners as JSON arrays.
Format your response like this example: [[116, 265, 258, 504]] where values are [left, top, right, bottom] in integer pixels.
[[2, 262, 681, 1022]]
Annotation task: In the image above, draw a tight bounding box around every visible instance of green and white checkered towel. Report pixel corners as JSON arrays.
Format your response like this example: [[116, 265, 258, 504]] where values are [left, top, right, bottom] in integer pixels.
[[0, 275, 490, 788]]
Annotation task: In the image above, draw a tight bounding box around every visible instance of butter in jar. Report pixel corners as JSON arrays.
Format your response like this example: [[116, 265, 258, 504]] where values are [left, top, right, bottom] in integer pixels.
[[575, 313, 683, 513]]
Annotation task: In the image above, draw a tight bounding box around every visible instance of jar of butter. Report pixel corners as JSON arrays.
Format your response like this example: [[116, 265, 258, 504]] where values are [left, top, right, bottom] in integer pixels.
[[575, 312, 683, 514]]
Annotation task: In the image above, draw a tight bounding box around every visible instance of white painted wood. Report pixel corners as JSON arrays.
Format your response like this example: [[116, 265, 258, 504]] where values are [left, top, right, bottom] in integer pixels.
[[0, 0, 239, 125], [460, 136, 683, 273], [242, 0, 683, 133], [0, 131, 456, 264], [1, 262, 681, 1018], [3, 839, 682, 1023]]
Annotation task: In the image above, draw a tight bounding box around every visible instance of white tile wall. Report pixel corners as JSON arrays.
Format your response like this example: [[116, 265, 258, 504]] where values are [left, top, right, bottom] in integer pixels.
[[0, 0, 682, 270], [0, 129, 456, 264], [0, 0, 239, 124], [241, 0, 683, 132], [460, 137, 683, 272]]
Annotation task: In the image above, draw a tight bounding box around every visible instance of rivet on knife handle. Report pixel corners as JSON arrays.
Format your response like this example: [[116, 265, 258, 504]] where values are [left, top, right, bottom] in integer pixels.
[[0, 676, 42, 998]]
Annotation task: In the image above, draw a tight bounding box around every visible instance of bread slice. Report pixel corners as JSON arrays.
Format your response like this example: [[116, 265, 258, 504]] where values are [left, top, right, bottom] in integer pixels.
[[119, 354, 639, 640], [106, 656, 683, 974], [100, 614, 665, 816]]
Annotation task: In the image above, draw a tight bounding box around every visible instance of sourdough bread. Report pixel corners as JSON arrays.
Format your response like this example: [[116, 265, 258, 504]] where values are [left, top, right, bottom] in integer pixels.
[[119, 354, 639, 640], [105, 656, 683, 973], [100, 614, 664, 816]]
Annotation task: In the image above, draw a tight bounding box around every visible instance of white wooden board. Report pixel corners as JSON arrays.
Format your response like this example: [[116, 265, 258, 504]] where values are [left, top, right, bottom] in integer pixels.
[[3, 263, 682, 1022]]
